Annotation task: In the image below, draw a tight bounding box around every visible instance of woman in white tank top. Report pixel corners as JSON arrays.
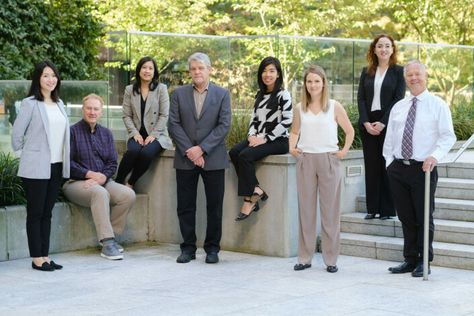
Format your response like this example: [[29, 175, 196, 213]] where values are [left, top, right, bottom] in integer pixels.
[[289, 65, 354, 273]]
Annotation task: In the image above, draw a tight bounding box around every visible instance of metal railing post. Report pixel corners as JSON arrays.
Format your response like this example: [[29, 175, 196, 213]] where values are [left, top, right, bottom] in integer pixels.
[[423, 169, 431, 280]]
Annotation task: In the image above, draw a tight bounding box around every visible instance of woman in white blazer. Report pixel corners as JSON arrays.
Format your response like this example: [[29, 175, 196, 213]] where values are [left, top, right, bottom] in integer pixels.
[[115, 56, 172, 188], [12, 60, 70, 272]]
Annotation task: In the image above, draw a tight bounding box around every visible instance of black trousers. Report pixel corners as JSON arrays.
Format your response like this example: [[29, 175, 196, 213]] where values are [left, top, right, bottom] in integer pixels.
[[176, 168, 225, 254], [360, 111, 395, 217], [229, 137, 288, 196], [387, 160, 437, 263], [116, 138, 163, 186], [21, 163, 63, 258]]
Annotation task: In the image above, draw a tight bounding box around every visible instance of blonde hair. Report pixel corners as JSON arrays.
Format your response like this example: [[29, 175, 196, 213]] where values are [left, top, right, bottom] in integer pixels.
[[301, 65, 329, 112], [82, 93, 104, 107]]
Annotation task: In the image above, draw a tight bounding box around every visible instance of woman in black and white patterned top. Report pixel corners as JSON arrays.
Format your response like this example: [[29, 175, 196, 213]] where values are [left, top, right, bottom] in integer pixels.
[[230, 56, 293, 221]]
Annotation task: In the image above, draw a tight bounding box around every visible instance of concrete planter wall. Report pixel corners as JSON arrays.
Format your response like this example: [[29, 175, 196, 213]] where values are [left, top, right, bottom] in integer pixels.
[[0, 197, 148, 261], [0, 149, 365, 261], [135, 150, 366, 257]]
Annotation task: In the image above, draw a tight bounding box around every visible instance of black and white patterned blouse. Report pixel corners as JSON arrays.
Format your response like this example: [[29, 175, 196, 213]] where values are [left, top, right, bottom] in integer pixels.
[[248, 89, 293, 141]]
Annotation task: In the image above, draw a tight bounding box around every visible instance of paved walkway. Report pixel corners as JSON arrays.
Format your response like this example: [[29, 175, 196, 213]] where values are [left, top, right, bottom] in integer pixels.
[[1, 243, 474, 316]]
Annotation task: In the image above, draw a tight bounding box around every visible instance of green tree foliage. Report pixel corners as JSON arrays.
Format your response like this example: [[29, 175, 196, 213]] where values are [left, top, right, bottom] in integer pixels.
[[0, 0, 104, 80]]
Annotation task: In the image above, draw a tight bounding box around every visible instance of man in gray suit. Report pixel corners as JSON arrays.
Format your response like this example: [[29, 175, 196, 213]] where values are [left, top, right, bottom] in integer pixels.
[[168, 52, 231, 264]]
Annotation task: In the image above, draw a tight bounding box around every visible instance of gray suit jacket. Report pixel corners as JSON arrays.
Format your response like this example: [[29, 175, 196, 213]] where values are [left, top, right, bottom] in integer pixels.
[[11, 96, 70, 179], [122, 83, 173, 149], [168, 82, 231, 170]]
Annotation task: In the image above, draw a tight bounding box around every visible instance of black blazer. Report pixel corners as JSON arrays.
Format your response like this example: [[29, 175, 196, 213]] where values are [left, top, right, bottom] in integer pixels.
[[357, 64, 405, 128]]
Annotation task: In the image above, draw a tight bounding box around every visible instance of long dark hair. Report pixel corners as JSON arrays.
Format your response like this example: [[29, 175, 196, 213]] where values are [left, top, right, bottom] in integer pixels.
[[132, 56, 159, 95], [28, 60, 61, 102], [366, 34, 398, 76], [255, 56, 284, 108]]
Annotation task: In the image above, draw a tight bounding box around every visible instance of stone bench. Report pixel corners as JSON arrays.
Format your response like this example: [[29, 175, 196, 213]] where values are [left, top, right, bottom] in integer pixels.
[[0, 149, 366, 261], [0, 195, 148, 261]]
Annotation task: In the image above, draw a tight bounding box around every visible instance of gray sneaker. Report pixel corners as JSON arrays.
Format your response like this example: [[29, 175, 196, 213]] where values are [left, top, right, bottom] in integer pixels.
[[99, 240, 124, 253], [100, 239, 123, 260]]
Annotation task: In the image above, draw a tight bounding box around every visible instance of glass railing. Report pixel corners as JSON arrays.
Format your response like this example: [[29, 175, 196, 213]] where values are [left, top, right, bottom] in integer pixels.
[[105, 32, 473, 112], [2, 32, 472, 154], [0, 80, 109, 153]]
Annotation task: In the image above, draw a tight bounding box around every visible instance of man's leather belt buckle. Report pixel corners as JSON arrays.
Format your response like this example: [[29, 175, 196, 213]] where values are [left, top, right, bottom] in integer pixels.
[[402, 160, 411, 165]]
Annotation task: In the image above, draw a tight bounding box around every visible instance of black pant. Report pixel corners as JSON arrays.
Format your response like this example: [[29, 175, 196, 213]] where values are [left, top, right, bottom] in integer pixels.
[[229, 137, 288, 196], [360, 112, 395, 217], [116, 138, 163, 186], [387, 160, 437, 263], [21, 163, 63, 258], [176, 168, 225, 254]]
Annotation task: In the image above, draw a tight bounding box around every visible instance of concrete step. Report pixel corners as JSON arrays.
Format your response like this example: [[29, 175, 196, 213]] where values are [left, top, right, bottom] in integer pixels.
[[340, 232, 474, 270], [356, 196, 474, 222], [438, 162, 474, 180], [341, 212, 474, 245], [436, 177, 474, 200]]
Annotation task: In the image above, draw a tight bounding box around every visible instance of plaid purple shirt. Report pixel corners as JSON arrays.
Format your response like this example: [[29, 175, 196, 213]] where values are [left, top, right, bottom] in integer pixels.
[[69, 119, 118, 180]]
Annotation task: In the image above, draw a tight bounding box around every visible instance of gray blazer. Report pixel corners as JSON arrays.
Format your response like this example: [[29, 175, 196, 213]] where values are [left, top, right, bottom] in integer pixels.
[[122, 83, 173, 149], [168, 82, 231, 170], [11, 96, 70, 179]]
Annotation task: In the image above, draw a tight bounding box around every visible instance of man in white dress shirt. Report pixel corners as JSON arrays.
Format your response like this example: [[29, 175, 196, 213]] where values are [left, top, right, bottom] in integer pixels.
[[383, 60, 456, 277]]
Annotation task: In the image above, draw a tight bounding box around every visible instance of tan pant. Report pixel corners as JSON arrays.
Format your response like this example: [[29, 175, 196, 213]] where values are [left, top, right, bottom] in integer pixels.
[[296, 152, 341, 266], [63, 179, 136, 241]]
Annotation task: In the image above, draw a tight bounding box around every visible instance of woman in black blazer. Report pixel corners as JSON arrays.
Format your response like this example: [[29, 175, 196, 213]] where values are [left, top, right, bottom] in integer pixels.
[[357, 34, 405, 220]]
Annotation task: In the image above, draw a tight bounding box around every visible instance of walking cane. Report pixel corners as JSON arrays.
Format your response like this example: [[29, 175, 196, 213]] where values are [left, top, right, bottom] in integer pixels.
[[423, 169, 430, 280]]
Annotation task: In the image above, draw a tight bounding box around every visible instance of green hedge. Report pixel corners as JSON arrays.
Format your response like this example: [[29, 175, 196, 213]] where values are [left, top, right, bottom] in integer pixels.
[[0, 152, 25, 207]]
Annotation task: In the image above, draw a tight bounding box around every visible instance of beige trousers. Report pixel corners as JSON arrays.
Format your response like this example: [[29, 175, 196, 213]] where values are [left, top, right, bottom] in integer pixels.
[[63, 179, 136, 241], [296, 152, 341, 266]]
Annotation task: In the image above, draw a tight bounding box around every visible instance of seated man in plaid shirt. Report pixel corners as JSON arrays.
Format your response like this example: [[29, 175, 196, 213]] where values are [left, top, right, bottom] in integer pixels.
[[63, 94, 136, 260]]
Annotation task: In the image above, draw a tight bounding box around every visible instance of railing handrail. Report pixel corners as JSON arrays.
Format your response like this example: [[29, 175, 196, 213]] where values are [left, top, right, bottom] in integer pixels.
[[125, 31, 474, 50], [450, 133, 474, 163]]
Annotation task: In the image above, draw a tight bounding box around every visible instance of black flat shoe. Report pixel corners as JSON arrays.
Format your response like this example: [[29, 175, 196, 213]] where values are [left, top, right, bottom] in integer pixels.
[[32, 262, 54, 272], [379, 216, 391, 220], [388, 261, 416, 274], [294, 263, 311, 271], [326, 265, 338, 273], [235, 201, 260, 221], [411, 263, 431, 277], [205, 252, 219, 264], [176, 252, 196, 263], [49, 261, 63, 270], [364, 214, 376, 219]]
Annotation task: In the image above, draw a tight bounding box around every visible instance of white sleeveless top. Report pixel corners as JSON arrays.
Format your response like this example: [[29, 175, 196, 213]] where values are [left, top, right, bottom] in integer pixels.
[[45, 103, 67, 163], [298, 99, 339, 153]]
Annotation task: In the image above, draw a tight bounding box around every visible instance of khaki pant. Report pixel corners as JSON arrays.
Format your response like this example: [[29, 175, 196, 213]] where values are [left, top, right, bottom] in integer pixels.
[[296, 152, 341, 266], [63, 179, 136, 241]]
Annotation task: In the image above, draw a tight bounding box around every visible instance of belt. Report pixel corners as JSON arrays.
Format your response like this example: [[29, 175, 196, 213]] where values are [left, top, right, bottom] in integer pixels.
[[394, 159, 423, 166]]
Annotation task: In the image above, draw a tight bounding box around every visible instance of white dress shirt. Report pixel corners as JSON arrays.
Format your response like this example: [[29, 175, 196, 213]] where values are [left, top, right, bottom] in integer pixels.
[[370, 67, 387, 112], [383, 89, 456, 167]]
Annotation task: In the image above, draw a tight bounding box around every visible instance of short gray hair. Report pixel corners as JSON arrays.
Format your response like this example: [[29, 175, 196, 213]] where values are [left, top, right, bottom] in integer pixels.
[[188, 52, 211, 68], [404, 60, 427, 75]]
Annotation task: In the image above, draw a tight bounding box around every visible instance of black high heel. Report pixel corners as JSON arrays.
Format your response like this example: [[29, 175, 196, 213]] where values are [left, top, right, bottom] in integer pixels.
[[235, 199, 260, 221], [250, 186, 268, 203]]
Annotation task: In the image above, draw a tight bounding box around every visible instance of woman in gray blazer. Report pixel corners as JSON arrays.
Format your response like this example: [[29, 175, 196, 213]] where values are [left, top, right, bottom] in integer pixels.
[[12, 60, 70, 271], [116, 56, 172, 188]]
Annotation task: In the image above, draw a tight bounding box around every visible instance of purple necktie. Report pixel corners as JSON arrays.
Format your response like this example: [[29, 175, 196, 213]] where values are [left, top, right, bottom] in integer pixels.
[[401, 97, 417, 160]]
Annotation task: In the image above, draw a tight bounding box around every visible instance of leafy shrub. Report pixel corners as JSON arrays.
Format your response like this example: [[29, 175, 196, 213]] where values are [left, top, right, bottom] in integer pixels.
[[0, 152, 25, 207], [226, 109, 252, 148], [451, 100, 474, 141], [339, 104, 362, 150]]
